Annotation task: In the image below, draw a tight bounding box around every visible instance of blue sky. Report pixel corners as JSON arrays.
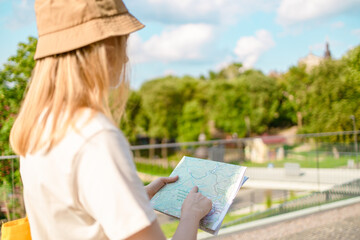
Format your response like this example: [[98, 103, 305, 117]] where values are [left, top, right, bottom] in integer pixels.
[[1, 0, 360, 89]]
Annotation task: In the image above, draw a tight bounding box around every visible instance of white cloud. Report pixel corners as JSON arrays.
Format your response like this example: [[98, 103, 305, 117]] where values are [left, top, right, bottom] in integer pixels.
[[352, 29, 360, 38], [127, 0, 279, 24], [128, 24, 214, 63], [277, 0, 360, 26], [234, 30, 275, 69]]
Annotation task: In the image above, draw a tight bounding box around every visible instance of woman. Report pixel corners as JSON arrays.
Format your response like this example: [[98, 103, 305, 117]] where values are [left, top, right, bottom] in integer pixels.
[[10, 0, 212, 239]]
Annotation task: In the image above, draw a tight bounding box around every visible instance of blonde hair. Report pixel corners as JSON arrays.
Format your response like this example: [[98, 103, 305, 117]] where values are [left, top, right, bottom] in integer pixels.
[[10, 36, 129, 156]]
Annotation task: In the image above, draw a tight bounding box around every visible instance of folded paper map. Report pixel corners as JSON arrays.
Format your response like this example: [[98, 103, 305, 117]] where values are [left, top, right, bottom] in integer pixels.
[[150, 156, 248, 235]]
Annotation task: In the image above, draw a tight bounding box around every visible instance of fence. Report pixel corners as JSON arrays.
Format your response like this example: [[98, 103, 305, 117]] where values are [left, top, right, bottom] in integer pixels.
[[1, 131, 360, 223], [130, 130, 360, 176], [0, 155, 22, 221], [222, 178, 360, 228]]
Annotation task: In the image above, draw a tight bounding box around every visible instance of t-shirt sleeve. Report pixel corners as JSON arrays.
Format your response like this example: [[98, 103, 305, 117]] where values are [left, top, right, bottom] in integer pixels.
[[75, 129, 156, 239]]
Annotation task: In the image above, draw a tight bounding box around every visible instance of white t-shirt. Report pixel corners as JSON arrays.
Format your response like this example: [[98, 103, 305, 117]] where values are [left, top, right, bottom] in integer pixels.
[[20, 111, 156, 239]]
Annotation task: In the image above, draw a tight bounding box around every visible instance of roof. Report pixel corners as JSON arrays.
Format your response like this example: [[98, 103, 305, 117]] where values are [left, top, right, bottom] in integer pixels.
[[261, 135, 287, 145]]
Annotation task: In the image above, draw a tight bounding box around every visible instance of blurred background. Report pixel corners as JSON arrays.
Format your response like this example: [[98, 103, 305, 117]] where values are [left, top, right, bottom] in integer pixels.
[[0, 0, 360, 239]]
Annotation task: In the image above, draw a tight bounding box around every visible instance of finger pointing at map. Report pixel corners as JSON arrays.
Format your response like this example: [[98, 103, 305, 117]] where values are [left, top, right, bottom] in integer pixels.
[[181, 186, 212, 222], [190, 186, 198, 193]]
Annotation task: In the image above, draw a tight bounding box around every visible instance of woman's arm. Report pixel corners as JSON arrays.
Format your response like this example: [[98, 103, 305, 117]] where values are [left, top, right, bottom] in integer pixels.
[[126, 216, 199, 240], [126, 220, 166, 240], [172, 186, 212, 240]]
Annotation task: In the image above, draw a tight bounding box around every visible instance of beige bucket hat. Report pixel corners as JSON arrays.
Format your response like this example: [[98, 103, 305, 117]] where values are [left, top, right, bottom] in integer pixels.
[[34, 0, 144, 60]]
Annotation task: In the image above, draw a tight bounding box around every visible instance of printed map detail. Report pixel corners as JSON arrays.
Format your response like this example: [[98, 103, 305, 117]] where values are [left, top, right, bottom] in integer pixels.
[[150, 156, 247, 235]]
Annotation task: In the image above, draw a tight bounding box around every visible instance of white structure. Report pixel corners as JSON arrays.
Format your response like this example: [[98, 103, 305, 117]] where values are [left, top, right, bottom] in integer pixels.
[[245, 136, 286, 163], [298, 42, 332, 72], [298, 52, 323, 72]]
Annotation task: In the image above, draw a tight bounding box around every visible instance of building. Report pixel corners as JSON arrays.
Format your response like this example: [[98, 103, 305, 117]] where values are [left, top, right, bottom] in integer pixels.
[[298, 42, 332, 72], [245, 135, 286, 163]]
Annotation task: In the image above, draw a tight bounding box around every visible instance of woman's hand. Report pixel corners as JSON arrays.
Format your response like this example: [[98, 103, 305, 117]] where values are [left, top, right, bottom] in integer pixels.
[[181, 186, 212, 222], [145, 176, 179, 200]]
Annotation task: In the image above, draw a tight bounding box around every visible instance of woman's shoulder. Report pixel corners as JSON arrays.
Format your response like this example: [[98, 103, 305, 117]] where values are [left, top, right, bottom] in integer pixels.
[[38, 110, 128, 162], [52, 109, 128, 157], [75, 109, 120, 140]]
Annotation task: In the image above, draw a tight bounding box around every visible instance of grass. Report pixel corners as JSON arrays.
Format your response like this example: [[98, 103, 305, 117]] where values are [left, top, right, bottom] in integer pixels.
[[161, 220, 179, 238], [137, 151, 354, 176], [241, 154, 352, 168], [267, 191, 311, 206], [142, 181, 151, 186], [222, 211, 253, 223], [138, 154, 351, 178], [135, 162, 174, 176], [160, 212, 252, 238]]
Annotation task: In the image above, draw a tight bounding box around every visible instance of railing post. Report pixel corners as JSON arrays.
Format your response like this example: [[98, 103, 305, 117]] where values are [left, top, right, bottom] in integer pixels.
[[11, 158, 15, 220], [250, 191, 255, 213], [315, 138, 320, 193], [350, 115, 358, 168]]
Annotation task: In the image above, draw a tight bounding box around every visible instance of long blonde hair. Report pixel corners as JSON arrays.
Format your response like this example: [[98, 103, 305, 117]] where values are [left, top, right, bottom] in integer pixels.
[[10, 36, 129, 156]]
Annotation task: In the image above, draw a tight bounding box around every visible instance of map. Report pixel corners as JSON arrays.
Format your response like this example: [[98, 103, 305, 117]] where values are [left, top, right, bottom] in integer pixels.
[[150, 156, 247, 235]]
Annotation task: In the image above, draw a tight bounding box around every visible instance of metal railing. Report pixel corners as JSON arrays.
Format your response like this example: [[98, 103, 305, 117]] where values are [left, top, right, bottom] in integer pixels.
[[222, 178, 360, 228], [0, 130, 360, 223], [0, 156, 22, 221]]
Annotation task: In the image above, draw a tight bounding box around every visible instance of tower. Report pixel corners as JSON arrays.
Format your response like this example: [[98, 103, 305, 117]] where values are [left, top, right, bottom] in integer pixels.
[[324, 42, 331, 59]]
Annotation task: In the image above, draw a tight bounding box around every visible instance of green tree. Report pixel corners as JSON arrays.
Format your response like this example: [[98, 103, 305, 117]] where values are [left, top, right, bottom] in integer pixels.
[[0, 37, 36, 185], [0, 37, 37, 156], [207, 80, 248, 137], [207, 62, 243, 80], [177, 100, 207, 142], [206, 69, 285, 137], [139, 76, 202, 141], [140, 76, 182, 141], [217, 63, 243, 80], [120, 90, 144, 144], [279, 65, 310, 128], [303, 46, 360, 134], [240, 70, 282, 134]]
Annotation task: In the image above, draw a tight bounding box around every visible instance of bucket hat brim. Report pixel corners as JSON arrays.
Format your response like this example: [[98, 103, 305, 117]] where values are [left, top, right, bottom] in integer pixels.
[[34, 12, 144, 60]]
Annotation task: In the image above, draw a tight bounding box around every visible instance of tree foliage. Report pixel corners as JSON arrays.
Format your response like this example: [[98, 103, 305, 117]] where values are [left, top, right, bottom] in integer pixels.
[[303, 47, 360, 133], [0, 37, 36, 185], [1, 37, 360, 152], [120, 45, 360, 143], [178, 99, 207, 142], [0, 37, 36, 155], [3, 36, 358, 219]]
